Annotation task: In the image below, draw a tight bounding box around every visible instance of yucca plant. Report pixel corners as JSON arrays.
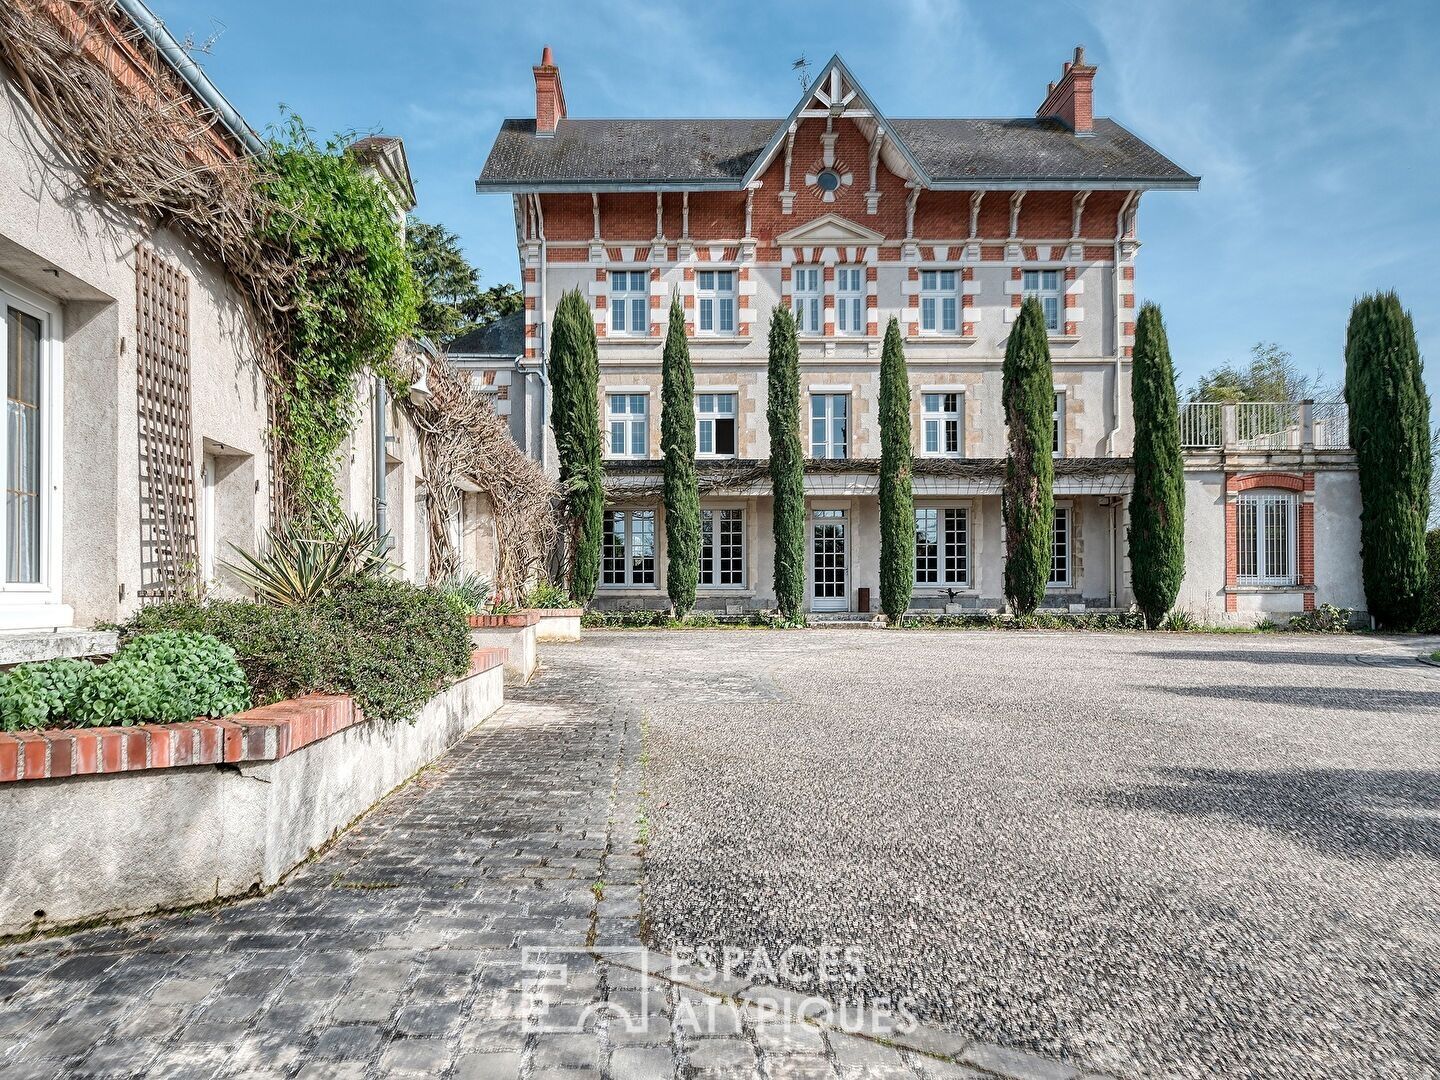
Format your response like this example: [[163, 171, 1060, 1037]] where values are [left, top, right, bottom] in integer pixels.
[[224, 516, 393, 606], [435, 572, 492, 616]]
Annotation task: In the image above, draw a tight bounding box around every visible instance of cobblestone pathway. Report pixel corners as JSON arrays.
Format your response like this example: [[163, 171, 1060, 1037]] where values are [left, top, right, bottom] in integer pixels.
[[0, 661, 1017, 1080]]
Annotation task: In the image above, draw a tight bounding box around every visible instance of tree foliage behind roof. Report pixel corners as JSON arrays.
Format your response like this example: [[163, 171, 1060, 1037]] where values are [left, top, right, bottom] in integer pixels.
[[406, 217, 522, 344], [1187, 342, 1339, 403]]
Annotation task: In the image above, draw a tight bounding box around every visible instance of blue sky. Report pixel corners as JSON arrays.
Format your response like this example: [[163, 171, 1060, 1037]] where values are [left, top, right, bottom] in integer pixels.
[[152, 0, 1438, 396]]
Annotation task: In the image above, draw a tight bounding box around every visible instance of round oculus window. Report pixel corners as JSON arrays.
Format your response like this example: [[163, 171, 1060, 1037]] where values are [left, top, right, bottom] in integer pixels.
[[815, 168, 842, 192]]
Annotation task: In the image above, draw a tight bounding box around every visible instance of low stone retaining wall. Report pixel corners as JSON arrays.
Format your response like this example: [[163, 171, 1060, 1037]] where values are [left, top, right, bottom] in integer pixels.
[[534, 607, 582, 642], [468, 611, 539, 684], [0, 648, 506, 938]]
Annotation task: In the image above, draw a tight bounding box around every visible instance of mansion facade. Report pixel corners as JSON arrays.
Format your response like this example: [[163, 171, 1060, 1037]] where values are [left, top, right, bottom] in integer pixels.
[[476, 47, 1367, 622]]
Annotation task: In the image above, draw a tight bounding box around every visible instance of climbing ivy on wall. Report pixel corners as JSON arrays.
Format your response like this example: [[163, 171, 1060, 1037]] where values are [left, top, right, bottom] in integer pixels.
[[258, 116, 419, 531]]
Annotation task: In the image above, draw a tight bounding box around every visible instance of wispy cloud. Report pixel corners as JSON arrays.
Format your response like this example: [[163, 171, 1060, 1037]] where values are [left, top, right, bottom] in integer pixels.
[[151, 0, 1439, 392]]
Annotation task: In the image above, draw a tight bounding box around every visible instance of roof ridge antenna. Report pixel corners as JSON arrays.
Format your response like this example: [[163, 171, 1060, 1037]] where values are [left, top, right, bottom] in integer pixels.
[[791, 55, 811, 93]]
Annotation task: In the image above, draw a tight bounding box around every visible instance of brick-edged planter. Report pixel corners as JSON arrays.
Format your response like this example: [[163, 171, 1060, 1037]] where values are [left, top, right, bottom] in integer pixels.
[[0, 649, 506, 938], [468, 613, 540, 685], [533, 607, 583, 643], [467, 611, 540, 629], [0, 647, 507, 784]]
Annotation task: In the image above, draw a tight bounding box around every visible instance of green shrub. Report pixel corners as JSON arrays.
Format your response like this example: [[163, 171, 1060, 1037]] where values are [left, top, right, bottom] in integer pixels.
[[878, 317, 915, 624], [550, 289, 604, 603], [123, 577, 471, 722], [524, 582, 573, 609], [1416, 529, 1440, 633], [579, 610, 789, 630], [1286, 604, 1353, 633], [1345, 291, 1430, 628], [766, 305, 806, 622], [1002, 298, 1055, 614], [661, 296, 701, 615], [115, 631, 251, 719], [901, 610, 1147, 631], [1129, 303, 1186, 627], [0, 658, 93, 731]]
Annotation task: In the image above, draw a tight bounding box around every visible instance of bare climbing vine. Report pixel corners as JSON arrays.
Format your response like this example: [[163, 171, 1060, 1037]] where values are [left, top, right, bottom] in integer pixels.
[[400, 349, 557, 597]]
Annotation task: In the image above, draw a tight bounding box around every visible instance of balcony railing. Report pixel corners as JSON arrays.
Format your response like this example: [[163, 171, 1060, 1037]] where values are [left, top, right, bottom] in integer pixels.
[[1176, 400, 1349, 451]]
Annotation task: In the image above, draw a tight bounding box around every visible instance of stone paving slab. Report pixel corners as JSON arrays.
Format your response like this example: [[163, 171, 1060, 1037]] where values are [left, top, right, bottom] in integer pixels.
[[0, 656, 1097, 1080]]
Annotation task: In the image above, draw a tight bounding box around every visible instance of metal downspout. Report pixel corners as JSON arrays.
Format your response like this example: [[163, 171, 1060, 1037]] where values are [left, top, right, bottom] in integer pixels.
[[373, 377, 388, 548], [533, 194, 549, 472]]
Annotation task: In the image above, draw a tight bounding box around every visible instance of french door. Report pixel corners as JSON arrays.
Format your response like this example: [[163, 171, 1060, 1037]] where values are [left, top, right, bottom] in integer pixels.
[[810, 507, 848, 611]]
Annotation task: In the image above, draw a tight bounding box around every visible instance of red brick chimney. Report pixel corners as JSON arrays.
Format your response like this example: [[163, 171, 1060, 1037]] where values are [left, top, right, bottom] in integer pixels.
[[1037, 46, 1097, 135], [533, 45, 567, 136]]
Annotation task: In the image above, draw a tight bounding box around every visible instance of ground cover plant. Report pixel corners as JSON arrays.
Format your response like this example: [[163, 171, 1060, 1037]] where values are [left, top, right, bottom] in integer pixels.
[[0, 632, 250, 731]]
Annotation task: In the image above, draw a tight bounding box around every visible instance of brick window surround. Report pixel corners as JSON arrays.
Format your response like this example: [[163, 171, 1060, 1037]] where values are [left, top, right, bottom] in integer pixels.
[[1224, 472, 1315, 612]]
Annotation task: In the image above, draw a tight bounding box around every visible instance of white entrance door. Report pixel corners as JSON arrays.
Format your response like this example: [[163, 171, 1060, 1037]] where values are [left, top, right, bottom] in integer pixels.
[[810, 508, 848, 611]]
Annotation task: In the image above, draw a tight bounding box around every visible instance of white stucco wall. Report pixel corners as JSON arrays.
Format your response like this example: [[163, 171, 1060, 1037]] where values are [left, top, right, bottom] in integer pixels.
[[1, 67, 432, 632], [1175, 465, 1367, 625], [0, 665, 503, 937]]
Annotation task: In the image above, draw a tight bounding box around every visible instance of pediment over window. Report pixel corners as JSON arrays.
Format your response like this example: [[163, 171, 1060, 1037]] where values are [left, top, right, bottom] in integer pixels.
[[774, 213, 886, 246]]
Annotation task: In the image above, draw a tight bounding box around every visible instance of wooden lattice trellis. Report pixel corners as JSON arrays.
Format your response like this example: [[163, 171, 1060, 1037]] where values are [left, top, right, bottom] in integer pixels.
[[134, 243, 200, 599]]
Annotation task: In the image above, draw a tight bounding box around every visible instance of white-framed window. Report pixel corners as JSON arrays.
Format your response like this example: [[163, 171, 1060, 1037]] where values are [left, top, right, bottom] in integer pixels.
[[0, 284, 61, 601], [836, 267, 865, 335], [792, 267, 822, 335], [602, 508, 657, 587], [696, 270, 736, 334], [1023, 269, 1062, 332], [914, 505, 969, 587], [609, 271, 649, 336], [606, 393, 649, 459], [1050, 505, 1071, 587], [919, 270, 959, 334], [1237, 491, 1297, 585], [696, 393, 738, 458], [809, 392, 848, 459], [1053, 391, 1065, 458], [921, 392, 963, 458], [700, 507, 745, 588]]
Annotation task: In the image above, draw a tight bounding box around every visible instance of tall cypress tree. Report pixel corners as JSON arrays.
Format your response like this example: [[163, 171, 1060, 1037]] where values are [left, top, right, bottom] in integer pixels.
[[1002, 297, 1056, 615], [878, 317, 915, 623], [661, 296, 701, 616], [767, 305, 805, 622], [1345, 291, 1430, 627], [1128, 302, 1186, 627], [549, 290, 603, 603]]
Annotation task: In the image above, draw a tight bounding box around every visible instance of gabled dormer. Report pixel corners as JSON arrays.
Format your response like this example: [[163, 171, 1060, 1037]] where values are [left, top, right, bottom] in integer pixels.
[[741, 54, 929, 216]]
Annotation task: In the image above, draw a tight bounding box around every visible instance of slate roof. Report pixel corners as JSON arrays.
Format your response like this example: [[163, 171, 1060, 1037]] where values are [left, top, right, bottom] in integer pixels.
[[889, 118, 1194, 185], [447, 311, 525, 358], [477, 117, 1195, 190]]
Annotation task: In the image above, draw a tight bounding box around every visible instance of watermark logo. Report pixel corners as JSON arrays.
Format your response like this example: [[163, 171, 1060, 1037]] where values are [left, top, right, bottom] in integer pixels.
[[519, 944, 917, 1036]]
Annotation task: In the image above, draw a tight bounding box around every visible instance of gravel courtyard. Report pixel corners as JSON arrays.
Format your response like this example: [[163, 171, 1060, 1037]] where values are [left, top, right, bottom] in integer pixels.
[[549, 630, 1440, 1080]]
